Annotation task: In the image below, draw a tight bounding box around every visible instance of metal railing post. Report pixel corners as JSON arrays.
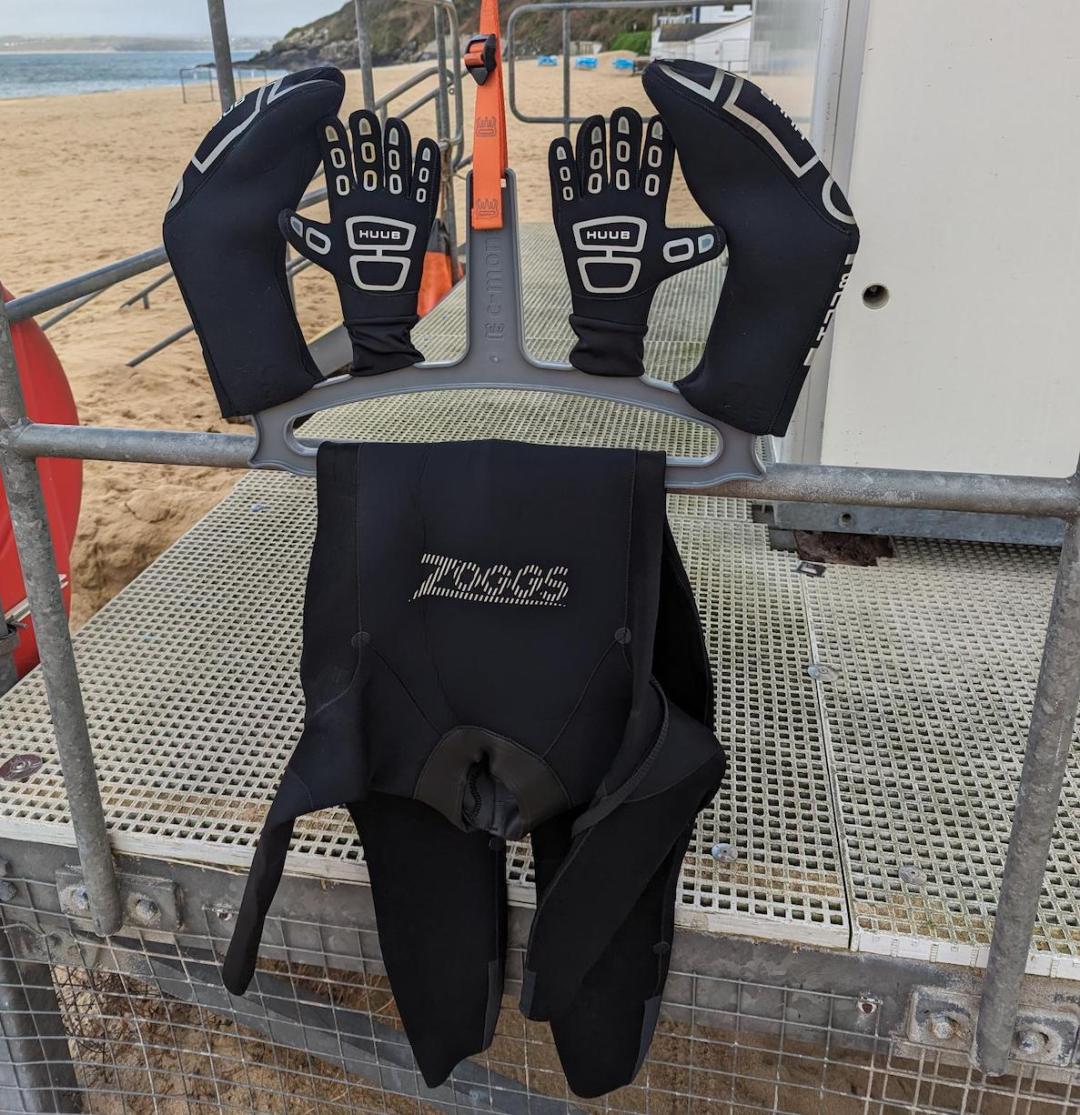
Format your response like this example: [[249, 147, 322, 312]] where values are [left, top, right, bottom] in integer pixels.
[[206, 0, 237, 112], [975, 481, 1080, 1075], [0, 304, 122, 937], [561, 9, 571, 138], [507, 1, 697, 127], [432, 3, 460, 269], [354, 0, 378, 113]]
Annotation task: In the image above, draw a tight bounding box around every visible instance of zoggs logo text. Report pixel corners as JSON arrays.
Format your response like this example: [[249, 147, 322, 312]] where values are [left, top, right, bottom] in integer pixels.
[[412, 553, 570, 607]]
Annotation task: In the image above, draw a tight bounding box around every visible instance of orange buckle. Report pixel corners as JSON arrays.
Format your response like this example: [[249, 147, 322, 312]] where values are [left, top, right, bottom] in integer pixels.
[[465, 34, 498, 85]]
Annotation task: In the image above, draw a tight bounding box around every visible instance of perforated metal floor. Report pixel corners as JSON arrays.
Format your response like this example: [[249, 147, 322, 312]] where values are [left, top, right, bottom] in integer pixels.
[[1, 227, 1077, 976]]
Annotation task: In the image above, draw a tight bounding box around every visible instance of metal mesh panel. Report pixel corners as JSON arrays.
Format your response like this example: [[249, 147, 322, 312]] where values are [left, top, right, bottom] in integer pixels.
[[801, 538, 1080, 975], [3, 887, 1079, 1115]]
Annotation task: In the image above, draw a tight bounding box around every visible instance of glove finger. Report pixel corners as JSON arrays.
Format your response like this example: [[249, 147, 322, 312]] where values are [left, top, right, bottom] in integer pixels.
[[548, 137, 578, 208], [383, 117, 412, 198], [609, 106, 642, 192], [575, 114, 608, 196], [659, 225, 724, 279], [412, 138, 440, 210], [639, 115, 674, 209], [348, 109, 383, 192], [319, 117, 354, 205], [278, 209, 334, 264]]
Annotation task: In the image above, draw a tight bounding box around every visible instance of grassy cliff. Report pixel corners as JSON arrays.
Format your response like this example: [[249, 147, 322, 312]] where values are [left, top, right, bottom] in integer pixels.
[[249, 2, 664, 69]]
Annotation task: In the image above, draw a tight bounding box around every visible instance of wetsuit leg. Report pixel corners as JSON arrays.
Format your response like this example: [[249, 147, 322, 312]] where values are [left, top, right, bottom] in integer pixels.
[[525, 705, 724, 1097], [524, 526, 722, 1097], [530, 811, 694, 1098], [349, 794, 506, 1088], [642, 60, 859, 435]]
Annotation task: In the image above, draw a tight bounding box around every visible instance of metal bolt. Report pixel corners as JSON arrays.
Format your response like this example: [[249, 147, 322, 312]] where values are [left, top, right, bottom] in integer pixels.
[[69, 886, 90, 914], [1015, 1028, 1048, 1056], [710, 843, 738, 863], [927, 1013, 958, 1041], [132, 897, 161, 927], [899, 864, 927, 888], [0, 880, 17, 902], [0, 753, 43, 782]]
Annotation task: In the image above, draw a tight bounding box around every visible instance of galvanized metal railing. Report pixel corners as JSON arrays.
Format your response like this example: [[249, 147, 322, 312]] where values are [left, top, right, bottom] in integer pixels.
[[506, 0, 693, 136], [178, 64, 272, 106], [1, 0, 1079, 1090]]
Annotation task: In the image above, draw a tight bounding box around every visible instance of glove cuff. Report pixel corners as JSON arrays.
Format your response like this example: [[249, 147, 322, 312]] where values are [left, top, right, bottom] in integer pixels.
[[346, 317, 423, 377], [568, 314, 647, 378]]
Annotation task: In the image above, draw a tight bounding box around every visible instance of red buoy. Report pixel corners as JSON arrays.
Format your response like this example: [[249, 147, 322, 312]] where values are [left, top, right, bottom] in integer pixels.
[[1, 283, 82, 677]]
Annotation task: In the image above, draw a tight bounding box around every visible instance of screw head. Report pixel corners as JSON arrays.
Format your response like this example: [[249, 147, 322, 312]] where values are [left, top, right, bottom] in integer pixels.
[[806, 663, 837, 683], [1015, 1028, 1048, 1056], [0, 753, 43, 782], [927, 1013, 957, 1041], [132, 897, 161, 927], [0, 880, 17, 902], [710, 842, 738, 863], [899, 864, 927, 888]]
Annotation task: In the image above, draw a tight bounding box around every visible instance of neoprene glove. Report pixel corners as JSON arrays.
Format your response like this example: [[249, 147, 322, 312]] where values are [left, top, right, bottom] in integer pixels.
[[549, 106, 724, 378], [280, 111, 441, 376], [164, 68, 345, 418], [643, 60, 860, 435]]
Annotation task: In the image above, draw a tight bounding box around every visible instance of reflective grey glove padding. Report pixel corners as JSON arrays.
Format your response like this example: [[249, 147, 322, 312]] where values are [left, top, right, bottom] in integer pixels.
[[281, 112, 441, 376], [643, 60, 860, 435], [549, 107, 724, 377], [164, 68, 346, 418]]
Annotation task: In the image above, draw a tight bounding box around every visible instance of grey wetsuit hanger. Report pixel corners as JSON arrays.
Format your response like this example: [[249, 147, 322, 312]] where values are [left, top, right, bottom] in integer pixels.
[[249, 171, 764, 489]]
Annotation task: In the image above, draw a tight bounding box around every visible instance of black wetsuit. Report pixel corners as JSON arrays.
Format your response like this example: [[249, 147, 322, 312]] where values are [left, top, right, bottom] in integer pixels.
[[222, 439, 726, 1097]]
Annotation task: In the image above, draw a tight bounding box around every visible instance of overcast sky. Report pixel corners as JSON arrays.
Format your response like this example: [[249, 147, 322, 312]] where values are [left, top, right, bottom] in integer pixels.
[[1, 1, 339, 38]]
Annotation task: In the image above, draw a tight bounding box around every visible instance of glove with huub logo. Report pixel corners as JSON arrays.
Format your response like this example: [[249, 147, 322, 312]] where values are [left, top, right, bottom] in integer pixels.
[[549, 107, 724, 377], [280, 111, 441, 376]]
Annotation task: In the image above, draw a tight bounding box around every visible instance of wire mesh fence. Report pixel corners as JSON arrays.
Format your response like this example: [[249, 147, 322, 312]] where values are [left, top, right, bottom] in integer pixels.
[[3, 880, 1080, 1115]]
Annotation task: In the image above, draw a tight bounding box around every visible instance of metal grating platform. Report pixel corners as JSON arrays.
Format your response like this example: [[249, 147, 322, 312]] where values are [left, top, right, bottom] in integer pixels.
[[801, 539, 1080, 977], [1, 226, 1078, 975]]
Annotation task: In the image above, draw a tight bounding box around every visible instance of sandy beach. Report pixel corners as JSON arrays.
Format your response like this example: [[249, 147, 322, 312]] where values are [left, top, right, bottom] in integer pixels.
[[0, 55, 717, 626]]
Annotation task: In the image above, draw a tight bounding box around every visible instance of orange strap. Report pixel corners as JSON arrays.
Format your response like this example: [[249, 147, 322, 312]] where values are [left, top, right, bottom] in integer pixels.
[[467, 0, 508, 230]]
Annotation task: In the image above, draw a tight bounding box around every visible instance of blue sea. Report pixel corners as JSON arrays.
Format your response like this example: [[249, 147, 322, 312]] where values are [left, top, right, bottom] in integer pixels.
[[0, 50, 279, 101]]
